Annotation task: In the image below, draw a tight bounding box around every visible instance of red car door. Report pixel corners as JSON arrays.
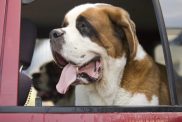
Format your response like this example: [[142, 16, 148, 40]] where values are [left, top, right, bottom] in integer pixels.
[[0, 0, 21, 105]]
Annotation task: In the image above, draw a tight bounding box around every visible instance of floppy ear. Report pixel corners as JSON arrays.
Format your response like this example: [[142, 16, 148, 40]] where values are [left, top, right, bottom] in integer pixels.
[[103, 6, 138, 59]]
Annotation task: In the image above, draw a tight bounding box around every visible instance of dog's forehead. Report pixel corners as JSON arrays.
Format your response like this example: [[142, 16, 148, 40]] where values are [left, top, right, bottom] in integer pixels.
[[65, 3, 109, 24], [65, 4, 95, 24]]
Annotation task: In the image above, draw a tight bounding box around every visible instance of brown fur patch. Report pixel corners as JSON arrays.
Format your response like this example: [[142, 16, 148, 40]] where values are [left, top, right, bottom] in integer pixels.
[[80, 5, 139, 60], [99, 5, 138, 59], [80, 7, 125, 58], [121, 56, 170, 104]]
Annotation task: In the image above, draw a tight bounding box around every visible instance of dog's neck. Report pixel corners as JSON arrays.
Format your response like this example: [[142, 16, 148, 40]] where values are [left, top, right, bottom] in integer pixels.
[[89, 44, 146, 105], [96, 56, 127, 104]]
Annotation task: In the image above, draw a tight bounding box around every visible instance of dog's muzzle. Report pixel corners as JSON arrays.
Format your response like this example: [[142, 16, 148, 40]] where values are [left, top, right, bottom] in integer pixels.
[[49, 28, 103, 95]]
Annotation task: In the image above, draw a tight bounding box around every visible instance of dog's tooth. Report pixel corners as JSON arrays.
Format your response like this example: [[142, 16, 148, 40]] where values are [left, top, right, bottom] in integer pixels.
[[98, 67, 101, 72], [76, 67, 78, 73], [94, 61, 97, 72]]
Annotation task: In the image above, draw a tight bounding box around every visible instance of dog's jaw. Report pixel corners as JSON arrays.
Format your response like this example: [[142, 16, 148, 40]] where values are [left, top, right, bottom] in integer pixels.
[[75, 55, 127, 105]]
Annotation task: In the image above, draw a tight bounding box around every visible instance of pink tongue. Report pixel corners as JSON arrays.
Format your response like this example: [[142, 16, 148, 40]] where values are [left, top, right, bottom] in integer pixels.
[[56, 61, 101, 94], [56, 64, 77, 94]]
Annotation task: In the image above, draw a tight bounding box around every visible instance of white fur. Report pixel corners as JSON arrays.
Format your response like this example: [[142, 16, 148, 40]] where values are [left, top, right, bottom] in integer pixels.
[[134, 44, 146, 61], [128, 94, 158, 106], [66, 4, 96, 26], [65, 3, 109, 23], [76, 84, 159, 106], [114, 89, 159, 106]]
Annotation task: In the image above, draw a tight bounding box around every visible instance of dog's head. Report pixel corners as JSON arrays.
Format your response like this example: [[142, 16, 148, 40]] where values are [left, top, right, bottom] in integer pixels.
[[32, 61, 62, 100], [50, 3, 140, 94]]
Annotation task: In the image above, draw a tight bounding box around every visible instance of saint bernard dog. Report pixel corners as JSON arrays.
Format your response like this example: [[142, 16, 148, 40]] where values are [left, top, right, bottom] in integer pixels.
[[49, 3, 170, 105]]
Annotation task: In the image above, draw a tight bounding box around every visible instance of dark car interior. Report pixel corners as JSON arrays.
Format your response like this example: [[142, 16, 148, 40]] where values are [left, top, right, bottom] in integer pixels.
[[19, 0, 180, 106]]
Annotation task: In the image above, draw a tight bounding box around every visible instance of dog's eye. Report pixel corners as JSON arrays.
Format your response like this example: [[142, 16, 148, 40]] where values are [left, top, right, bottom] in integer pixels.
[[76, 16, 99, 38], [78, 22, 88, 32]]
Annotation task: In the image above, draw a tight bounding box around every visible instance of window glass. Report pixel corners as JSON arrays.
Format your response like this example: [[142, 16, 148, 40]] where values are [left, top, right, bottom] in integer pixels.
[[157, 0, 182, 105]]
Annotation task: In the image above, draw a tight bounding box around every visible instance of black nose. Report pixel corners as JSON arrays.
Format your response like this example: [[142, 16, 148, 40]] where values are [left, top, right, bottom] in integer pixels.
[[32, 73, 41, 79], [50, 29, 65, 39]]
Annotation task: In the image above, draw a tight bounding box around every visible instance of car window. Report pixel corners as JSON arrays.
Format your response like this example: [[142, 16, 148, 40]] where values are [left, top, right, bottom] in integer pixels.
[[156, 0, 182, 105]]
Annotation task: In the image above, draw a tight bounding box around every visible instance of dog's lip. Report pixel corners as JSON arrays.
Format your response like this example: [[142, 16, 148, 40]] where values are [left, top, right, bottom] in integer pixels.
[[52, 51, 101, 69], [79, 56, 100, 69], [53, 51, 102, 84], [52, 51, 68, 68]]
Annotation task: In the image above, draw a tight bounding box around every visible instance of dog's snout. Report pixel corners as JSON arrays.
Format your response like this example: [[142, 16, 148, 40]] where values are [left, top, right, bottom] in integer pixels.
[[50, 29, 65, 39]]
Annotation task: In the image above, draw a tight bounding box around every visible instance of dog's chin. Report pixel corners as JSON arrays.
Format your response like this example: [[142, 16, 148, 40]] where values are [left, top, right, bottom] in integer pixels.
[[75, 69, 103, 85], [52, 51, 103, 93]]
